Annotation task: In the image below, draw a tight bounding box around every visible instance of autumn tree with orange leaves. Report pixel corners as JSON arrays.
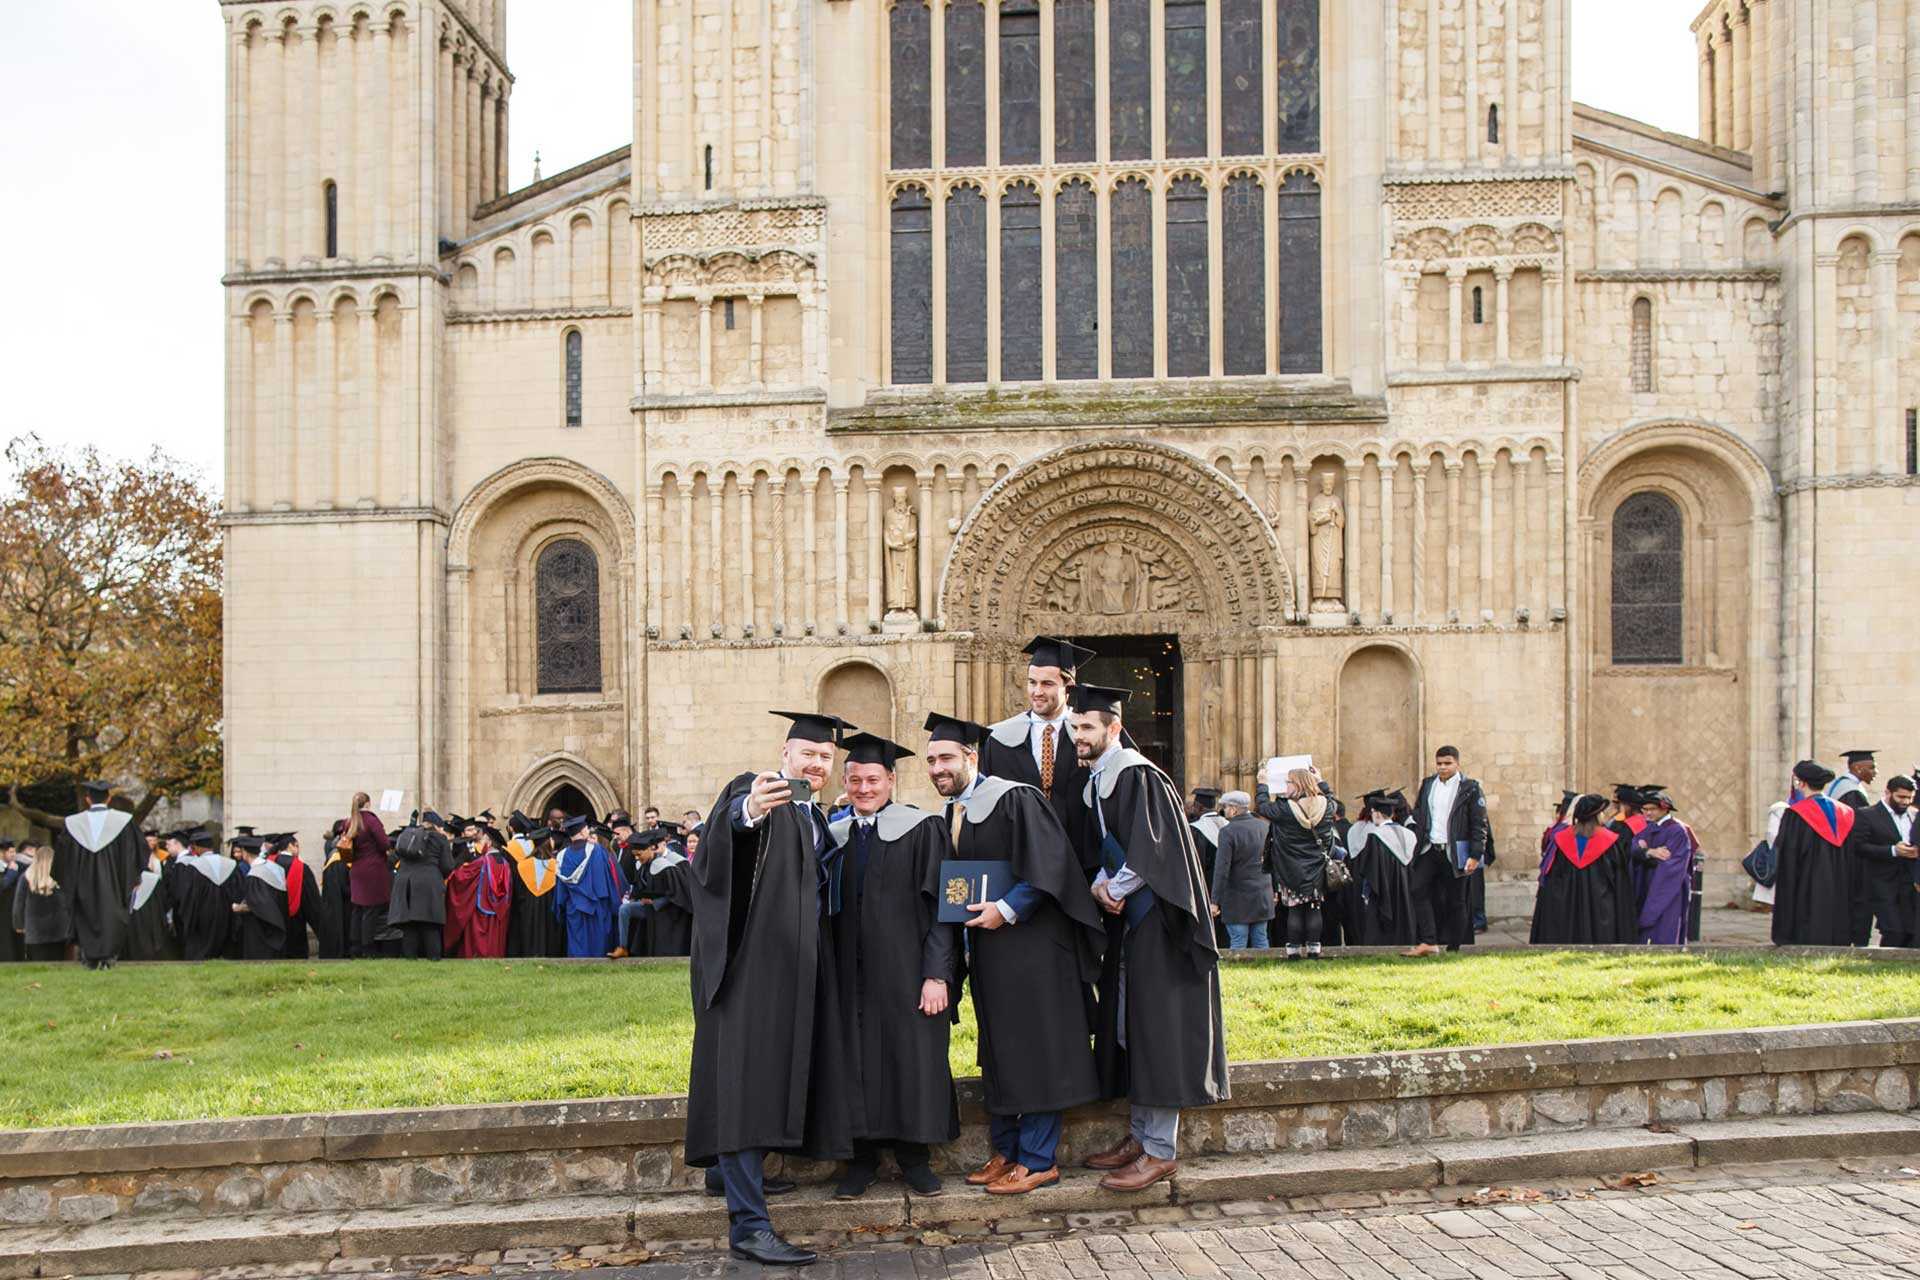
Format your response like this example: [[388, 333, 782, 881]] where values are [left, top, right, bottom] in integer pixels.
[[0, 436, 222, 830]]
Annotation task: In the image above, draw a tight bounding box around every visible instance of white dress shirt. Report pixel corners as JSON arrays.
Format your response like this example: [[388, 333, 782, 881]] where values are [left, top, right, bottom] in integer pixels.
[[1426, 773, 1462, 846], [1029, 710, 1067, 774], [1885, 800, 1914, 851]]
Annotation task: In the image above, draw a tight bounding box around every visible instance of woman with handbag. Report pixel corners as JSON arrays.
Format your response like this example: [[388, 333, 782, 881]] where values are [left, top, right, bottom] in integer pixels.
[[338, 792, 394, 958], [1259, 766, 1339, 960]]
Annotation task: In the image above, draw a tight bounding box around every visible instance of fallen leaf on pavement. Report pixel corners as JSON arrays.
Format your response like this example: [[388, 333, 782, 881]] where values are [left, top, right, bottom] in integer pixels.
[[1736, 1222, 1757, 1230], [1456, 1186, 1546, 1206], [1599, 1172, 1661, 1190]]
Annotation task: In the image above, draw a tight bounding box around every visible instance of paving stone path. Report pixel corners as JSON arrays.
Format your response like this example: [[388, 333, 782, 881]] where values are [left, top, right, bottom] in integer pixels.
[[202, 1159, 1920, 1280]]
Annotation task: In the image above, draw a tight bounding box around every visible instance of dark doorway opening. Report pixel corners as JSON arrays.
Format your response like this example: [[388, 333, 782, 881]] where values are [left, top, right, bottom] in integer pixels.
[[1071, 634, 1183, 788], [541, 783, 593, 821]]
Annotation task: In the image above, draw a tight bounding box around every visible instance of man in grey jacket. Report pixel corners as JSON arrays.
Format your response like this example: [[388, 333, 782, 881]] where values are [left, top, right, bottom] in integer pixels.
[[1209, 792, 1274, 949]]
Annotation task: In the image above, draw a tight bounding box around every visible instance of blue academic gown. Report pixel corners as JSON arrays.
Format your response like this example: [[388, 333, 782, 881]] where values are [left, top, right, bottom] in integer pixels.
[[555, 841, 625, 957]]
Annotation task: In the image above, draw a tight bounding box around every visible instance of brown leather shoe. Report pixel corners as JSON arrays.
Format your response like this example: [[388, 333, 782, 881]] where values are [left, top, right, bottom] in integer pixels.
[[1098, 1153, 1179, 1192], [985, 1164, 1060, 1195], [1399, 943, 1440, 958], [1083, 1136, 1143, 1171], [606, 947, 629, 959], [965, 1153, 1013, 1186]]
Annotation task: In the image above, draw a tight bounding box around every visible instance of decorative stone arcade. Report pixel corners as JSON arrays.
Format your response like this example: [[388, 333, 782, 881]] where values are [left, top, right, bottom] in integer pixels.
[[939, 441, 1295, 794]]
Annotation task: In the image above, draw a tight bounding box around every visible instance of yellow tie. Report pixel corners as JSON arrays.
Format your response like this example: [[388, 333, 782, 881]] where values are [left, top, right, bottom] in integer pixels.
[[948, 799, 966, 850], [1039, 723, 1056, 792]]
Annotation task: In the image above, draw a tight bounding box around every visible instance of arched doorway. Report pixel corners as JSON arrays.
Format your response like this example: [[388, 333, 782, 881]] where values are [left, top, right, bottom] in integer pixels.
[[541, 783, 593, 821], [1335, 645, 1422, 802], [939, 441, 1293, 792]]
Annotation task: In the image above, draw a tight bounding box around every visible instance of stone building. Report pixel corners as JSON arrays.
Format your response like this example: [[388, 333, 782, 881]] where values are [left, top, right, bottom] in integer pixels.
[[220, 0, 1920, 891]]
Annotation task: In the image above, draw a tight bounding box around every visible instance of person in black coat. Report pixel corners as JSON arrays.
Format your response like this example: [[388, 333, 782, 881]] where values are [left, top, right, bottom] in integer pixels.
[[1405, 746, 1489, 956], [0, 841, 26, 963], [1851, 775, 1918, 947], [387, 813, 455, 960], [11, 843, 73, 962], [1209, 793, 1272, 949], [1258, 766, 1338, 959]]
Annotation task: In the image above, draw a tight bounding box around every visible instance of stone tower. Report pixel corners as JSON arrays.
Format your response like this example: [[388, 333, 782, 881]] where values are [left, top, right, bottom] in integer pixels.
[[220, 0, 512, 821]]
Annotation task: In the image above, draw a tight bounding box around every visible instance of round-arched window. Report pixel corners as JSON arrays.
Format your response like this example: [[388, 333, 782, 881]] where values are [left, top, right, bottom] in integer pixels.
[[536, 538, 602, 693], [1610, 490, 1683, 665]]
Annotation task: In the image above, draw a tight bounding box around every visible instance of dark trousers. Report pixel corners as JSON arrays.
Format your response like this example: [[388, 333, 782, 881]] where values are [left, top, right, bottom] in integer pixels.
[[715, 1148, 770, 1244], [398, 922, 443, 960], [989, 1112, 1062, 1173], [24, 941, 66, 962], [1285, 905, 1323, 948], [1410, 851, 1471, 948], [349, 904, 392, 958], [849, 1137, 932, 1173]]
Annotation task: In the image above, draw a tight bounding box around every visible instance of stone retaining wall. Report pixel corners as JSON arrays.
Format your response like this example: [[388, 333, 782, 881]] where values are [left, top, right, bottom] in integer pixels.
[[3, 1020, 1916, 1232]]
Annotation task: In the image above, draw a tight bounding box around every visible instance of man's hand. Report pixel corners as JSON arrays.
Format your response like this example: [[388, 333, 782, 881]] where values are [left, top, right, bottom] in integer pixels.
[[965, 901, 1007, 930], [1897, 843, 1918, 861], [918, 978, 949, 1016], [1093, 881, 1123, 916], [1209, 902, 1220, 918], [1463, 858, 1480, 874], [1647, 848, 1672, 862], [744, 771, 793, 822]]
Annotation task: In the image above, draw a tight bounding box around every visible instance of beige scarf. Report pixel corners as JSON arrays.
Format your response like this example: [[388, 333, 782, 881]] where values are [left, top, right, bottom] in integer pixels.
[[1287, 794, 1329, 828]]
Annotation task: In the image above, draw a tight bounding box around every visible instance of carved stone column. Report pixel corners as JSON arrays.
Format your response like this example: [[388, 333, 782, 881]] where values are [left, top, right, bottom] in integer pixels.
[[1444, 462, 1462, 622], [1411, 463, 1428, 623], [866, 475, 884, 630], [769, 478, 787, 636], [698, 300, 714, 389], [1546, 461, 1566, 617], [1342, 469, 1360, 620], [1494, 265, 1512, 364], [1446, 266, 1465, 365], [708, 472, 726, 637], [1293, 467, 1310, 619], [916, 475, 935, 621], [677, 480, 695, 639], [740, 476, 757, 635], [833, 476, 850, 635], [1378, 459, 1395, 623], [1477, 456, 1495, 622], [802, 476, 819, 635], [645, 485, 664, 636]]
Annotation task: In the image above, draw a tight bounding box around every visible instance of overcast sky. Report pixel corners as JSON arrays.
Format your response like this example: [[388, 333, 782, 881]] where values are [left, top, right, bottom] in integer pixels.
[[0, 1, 1696, 486]]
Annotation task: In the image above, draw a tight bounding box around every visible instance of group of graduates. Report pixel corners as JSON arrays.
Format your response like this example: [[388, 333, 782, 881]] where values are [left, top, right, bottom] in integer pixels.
[[685, 637, 1227, 1267], [1527, 783, 1697, 945], [0, 786, 702, 969], [1766, 751, 1918, 948]]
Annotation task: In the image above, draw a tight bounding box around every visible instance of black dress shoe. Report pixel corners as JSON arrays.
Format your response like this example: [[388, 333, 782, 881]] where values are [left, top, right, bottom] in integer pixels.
[[834, 1163, 877, 1199], [730, 1229, 816, 1266], [704, 1171, 798, 1197], [902, 1163, 944, 1196]]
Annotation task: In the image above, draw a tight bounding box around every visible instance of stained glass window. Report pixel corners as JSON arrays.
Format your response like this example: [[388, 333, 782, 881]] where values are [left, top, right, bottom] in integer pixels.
[[1166, 176, 1210, 377], [1109, 0, 1151, 162], [1223, 175, 1265, 375], [1164, 0, 1208, 158], [1000, 182, 1042, 381], [945, 0, 986, 166], [946, 184, 988, 382], [890, 186, 933, 383], [536, 539, 603, 694], [889, 1, 931, 168], [1055, 179, 1098, 380], [1276, 0, 1320, 151], [1610, 491, 1683, 665], [1276, 170, 1322, 373], [1221, 0, 1264, 155], [1053, 0, 1096, 163], [999, 2, 1040, 164], [1111, 178, 1154, 377], [564, 329, 583, 428]]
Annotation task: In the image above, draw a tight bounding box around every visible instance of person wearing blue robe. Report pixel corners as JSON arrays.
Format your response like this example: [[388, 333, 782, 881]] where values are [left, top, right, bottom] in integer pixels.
[[554, 822, 626, 957]]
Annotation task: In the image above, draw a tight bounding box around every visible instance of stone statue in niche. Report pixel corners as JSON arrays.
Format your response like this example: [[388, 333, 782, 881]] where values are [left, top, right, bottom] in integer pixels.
[[1308, 472, 1346, 613], [1088, 542, 1139, 615], [883, 485, 918, 615]]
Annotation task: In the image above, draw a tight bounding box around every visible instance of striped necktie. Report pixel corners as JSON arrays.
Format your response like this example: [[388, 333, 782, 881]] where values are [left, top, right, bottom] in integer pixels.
[[1039, 721, 1056, 792]]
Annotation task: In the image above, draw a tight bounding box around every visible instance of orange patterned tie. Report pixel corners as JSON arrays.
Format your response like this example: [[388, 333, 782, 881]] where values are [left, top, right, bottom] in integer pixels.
[[1039, 722, 1056, 793]]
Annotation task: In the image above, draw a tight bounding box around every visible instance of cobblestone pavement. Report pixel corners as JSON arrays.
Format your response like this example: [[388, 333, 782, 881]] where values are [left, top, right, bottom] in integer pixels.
[[215, 1159, 1920, 1280]]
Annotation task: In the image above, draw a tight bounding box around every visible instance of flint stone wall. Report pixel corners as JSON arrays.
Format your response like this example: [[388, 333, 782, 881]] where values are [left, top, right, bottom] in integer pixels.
[[3, 1020, 1917, 1229]]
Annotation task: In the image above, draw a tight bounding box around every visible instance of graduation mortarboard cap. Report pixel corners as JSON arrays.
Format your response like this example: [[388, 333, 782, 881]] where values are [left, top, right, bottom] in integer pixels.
[[235, 826, 257, 837], [561, 814, 588, 835], [588, 823, 614, 841], [923, 712, 988, 747], [525, 825, 554, 844], [1022, 636, 1097, 675], [1559, 789, 1579, 808], [231, 835, 265, 853], [1066, 683, 1131, 716], [771, 709, 855, 744], [1192, 787, 1222, 804], [188, 829, 216, 849], [841, 732, 917, 768], [508, 810, 534, 836], [606, 809, 633, 827], [421, 811, 445, 828], [1842, 749, 1878, 764], [478, 809, 497, 822], [1639, 785, 1677, 810], [80, 779, 112, 797], [1610, 783, 1644, 805], [635, 826, 673, 849], [1793, 760, 1836, 789]]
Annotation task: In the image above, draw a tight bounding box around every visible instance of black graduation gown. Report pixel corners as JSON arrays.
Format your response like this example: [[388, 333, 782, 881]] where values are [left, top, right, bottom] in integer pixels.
[[238, 864, 290, 959], [51, 807, 145, 963], [1088, 754, 1230, 1110], [1345, 823, 1420, 946], [124, 860, 181, 961], [953, 777, 1105, 1116], [641, 855, 694, 957], [1772, 797, 1859, 946], [980, 715, 1104, 877], [274, 855, 320, 960], [0, 869, 23, 962], [1529, 825, 1636, 945], [827, 805, 959, 1145], [506, 855, 567, 958], [684, 773, 851, 1166], [316, 855, 352, 959], [168, 856, 236, 960]]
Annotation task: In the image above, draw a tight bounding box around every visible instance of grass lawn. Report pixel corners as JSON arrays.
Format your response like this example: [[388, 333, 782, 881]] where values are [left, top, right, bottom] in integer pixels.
[[4, 950, 1918, 1131]]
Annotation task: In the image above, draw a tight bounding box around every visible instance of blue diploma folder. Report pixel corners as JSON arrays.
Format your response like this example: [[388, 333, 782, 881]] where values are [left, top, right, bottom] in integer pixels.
[[937, 860, 1014, 922]]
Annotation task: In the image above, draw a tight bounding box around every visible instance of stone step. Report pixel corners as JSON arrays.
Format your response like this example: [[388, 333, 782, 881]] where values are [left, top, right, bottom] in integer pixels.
[[7, 1113, 1920, 1279]]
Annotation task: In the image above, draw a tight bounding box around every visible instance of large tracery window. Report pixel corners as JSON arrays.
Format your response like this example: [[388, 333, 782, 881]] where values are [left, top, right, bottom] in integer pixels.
[[1109, 0, 1151, 162], [999, 1, 1041, 165], [945, 184, 989, 382], [1000, 182, 1043, 381], [1223, 175, 1266, 375], [536, 539, 603, 695], [945, 0, 986, 167], [1165, 177, 1210, 377], [1054, 179, 1098, 379], [1111, 179, 1154, 378], [1276, 0, 1321, 150], [1276, 170, 1323, 373], [1053, 0, 1096, 163], [1221, 0, 1264, 155], [889, 1, 931, 169], [890, 186, 933, 383], [1610, 491, 1684, 665], [1164, 0, 1208, 158]]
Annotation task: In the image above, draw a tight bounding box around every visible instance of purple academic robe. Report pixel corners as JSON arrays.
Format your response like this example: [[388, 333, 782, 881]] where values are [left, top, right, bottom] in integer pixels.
[[1631, 819, 1695, 945]]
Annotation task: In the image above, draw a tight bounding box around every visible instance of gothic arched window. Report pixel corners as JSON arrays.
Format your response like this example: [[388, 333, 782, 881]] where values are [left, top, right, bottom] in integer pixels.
[[1630, 296, 1655, 392], [945, 184, 988, 382], [890, 185, 932, 383], [1610, 491, 1684, 665], [536, 539, 603, 694], [1223, 174, 1266, 375], [1055, 179, 1098, 380], [563, 329, 583, 428], [888, 1, 931, 169], [999, 182, 1043, 381]]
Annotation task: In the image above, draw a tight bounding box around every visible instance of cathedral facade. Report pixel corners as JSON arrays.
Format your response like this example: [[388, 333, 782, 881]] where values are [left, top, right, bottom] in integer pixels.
[[220, 0, 1919, 888]]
